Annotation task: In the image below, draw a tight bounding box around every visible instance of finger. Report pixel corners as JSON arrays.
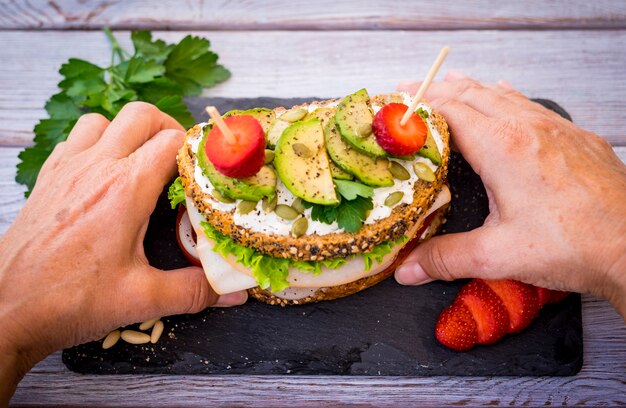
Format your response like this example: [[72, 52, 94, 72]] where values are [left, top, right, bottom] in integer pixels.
[[425, 79, 521, 118], [395, 228, 501, 284], [122, 266, 248, 320], [486, 81, 569, 121], [97, 102, 184, 158], [397, 80, 420, 94], [65, 113, 110, 154], [128, 128, 186, 215], [427, 98, 492, 176]]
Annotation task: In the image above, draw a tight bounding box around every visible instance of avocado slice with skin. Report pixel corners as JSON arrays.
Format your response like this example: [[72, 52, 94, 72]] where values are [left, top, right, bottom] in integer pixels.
[[197, 127, 276, 201], [274, 118, 339, 205], [329, 161, 353, 180], [305, 107, 335, 127], [416, 125, 442, 165], [335, 88, 387, 157], [324, 120, 394, 187], [240, 108, 276, 138], [266, 119, 291, 149]]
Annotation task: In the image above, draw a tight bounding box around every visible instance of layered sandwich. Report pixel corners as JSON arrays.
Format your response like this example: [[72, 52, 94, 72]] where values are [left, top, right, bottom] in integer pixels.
[[169, 89, 451, 305]]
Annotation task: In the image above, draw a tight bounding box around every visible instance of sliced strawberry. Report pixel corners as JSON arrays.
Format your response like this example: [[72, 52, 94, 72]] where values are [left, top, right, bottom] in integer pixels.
[[483, 280, 540, 334], [372, 103, 427, 156], [547, 290, 571, 304], [435, 301, 477, 352], [536, 287, 553, 307], [456, 279, 509, 345], [205, 115, 265, 178]]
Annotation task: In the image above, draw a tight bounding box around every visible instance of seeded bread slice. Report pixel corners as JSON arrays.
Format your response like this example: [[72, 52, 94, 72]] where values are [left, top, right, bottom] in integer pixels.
[[177, 94, 450, 261]]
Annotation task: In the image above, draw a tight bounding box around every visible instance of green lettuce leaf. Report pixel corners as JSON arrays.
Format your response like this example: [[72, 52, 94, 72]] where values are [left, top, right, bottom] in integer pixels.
[[199, 220, 407, 292], [362, 235, 408, 271], [167, 177, 186, 209]]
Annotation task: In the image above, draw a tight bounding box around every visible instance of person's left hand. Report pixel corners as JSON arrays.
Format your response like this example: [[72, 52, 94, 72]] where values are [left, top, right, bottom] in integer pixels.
[[0, 103, 247, 389]]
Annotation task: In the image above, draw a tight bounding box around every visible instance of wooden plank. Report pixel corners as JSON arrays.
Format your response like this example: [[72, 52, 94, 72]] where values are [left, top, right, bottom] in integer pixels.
[[0, 30, 625, 147], [1, 0, 625, 30], [10, 296, 626, 406]]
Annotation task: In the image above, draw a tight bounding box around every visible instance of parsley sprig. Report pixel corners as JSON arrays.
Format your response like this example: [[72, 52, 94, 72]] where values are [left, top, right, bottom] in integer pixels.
[[303, 179, 375, 232], [16, 28, 230, 197]]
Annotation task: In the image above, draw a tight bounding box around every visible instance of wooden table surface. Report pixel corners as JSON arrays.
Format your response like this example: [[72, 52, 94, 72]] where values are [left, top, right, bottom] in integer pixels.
[[2, 1, 625, 406]]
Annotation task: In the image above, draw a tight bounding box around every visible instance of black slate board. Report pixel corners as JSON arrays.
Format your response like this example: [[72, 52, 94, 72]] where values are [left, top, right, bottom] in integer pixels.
[[63, 97, 582, 376]]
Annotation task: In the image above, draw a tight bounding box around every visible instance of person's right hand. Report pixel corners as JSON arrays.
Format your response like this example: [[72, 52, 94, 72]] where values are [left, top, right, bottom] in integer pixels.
[[395, 72, 626, 319]]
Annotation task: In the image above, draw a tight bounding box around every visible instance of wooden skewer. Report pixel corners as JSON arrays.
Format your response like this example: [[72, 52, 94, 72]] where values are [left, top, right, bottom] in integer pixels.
[[400, 46, 450, 127], [206, 106, 237, 144]]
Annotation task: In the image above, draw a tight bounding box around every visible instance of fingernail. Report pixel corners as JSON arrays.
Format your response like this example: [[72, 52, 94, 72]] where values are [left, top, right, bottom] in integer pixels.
[[445, 69, 469, 81], [214, 291, 248, 307], [497, 80, 514, 90], [395, 263, 433, 286]]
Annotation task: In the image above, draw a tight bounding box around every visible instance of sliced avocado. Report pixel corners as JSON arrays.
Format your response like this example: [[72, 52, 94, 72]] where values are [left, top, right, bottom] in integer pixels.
[[335, 88, 387, 157], [324, 121, 394, 187], [330, 161, 353, 180], [274, 118, 339, 205], [222, 109, 243, 117], [267, 119, 290, 148], [240, 108, 275, 137], [416, 125, 442, 165], [305, 107, 335, 127], [197, 128, 276, 201]]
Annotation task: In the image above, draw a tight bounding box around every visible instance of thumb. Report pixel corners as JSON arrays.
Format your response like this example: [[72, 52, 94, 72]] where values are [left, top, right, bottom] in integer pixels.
[[395, 228, 495, 285], [124, 266, 248, 321]]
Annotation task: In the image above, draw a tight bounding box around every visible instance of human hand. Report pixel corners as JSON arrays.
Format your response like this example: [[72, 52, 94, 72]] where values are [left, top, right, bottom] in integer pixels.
[[395, 72, 626, 319], [0, 103, 247, 399]]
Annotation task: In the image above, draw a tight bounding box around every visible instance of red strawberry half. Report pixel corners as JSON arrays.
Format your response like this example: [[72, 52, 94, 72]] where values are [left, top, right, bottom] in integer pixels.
[[205, 115, 265, 178], [456, 279, 509, 345], [372, 103, 427, 156], [483, 280, 540, 334], [537, 287, 571, 306], [435, 301, 478, 352]]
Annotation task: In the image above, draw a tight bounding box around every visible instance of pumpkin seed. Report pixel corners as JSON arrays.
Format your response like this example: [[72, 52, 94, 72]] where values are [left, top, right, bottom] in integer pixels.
[[212, 189, 234, 204], [275, 204, 299, 220], [389, 161, 410, 180], [120, 330, 151, 345], [150, 320, 164, 344], [264, 149, 275, 164], [280, 108, 307, 122], [139, 318, 159, 331], [292, 142, 313, 158], [102, 330, 121, 350], [237, 200, 258, 214], [413, 162, 436, 182], [291, 217, 308, 237], [384, 191, 404, 207], [262, 194, 277, 213], [291, 197, 305, 214], [356, 123, 373, 137]]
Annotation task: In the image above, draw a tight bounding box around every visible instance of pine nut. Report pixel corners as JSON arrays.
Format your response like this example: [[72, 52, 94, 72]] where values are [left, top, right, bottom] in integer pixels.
[[121, 330, 151, 345], [102, 330, 121, 350], [139, 318, 159, 331], [150, 320, 165, 344]]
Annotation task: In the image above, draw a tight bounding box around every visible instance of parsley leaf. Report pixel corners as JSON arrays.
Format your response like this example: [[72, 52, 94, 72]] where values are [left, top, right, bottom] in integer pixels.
[[334, 179, 374, 200], [16, 28, 230, 197], [164, 35, 231, 96], [303, 179, 374, 232]]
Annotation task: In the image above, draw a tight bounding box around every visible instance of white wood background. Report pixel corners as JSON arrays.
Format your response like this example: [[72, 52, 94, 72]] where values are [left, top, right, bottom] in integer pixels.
[[2, 1, 625, 406]]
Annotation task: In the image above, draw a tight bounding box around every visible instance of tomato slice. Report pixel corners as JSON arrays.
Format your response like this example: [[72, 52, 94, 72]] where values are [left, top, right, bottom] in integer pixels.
[[176, 206, 202, 267]]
